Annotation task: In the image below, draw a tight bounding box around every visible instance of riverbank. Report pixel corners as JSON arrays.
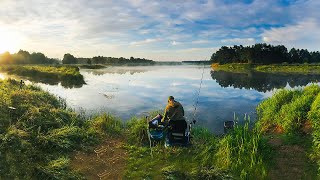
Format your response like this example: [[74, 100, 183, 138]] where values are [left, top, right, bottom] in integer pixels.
[[1, 78, 319, 179], [0, 79, 109, 179], [212, 63, 320, 74], [0, 65, 85, 88]]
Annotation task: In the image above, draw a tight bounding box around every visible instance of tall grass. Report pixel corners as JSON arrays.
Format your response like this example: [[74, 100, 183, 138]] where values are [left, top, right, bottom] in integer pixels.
[[257, 84, 320, 134], [124, 114, 267, 179], [308, 92, 320, 174], [256, 89, 300, 132], [215, 118, 267, 179]]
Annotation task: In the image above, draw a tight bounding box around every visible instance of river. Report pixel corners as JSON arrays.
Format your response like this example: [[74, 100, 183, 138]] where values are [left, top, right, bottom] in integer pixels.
[[3, 65, 320, 134]]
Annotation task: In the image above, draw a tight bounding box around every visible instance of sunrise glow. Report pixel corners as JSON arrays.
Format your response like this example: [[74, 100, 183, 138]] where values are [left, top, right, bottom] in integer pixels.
[[0, 27, 22, 54]]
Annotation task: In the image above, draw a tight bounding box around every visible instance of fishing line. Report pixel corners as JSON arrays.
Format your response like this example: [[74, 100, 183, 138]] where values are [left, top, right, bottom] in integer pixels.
[[192, 61, 206, 123]]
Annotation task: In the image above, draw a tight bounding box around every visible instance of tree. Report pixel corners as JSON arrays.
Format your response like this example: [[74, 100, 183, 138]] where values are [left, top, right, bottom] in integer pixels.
[[30, 52, 47, 64], [62, 53, 77, 64], [0, 51, 12, 64]]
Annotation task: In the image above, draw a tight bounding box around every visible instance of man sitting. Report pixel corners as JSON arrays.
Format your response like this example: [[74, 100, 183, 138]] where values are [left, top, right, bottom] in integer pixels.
[[161, 96, 187, 138], [161, 96, 185, 122]]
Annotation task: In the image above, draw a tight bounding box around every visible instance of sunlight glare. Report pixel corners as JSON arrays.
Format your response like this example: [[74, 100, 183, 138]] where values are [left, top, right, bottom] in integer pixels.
[[0, 27, 23, 54]]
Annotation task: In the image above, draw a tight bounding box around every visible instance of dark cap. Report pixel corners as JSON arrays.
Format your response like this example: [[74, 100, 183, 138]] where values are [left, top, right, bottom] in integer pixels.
[[168, 96, 174, 100]]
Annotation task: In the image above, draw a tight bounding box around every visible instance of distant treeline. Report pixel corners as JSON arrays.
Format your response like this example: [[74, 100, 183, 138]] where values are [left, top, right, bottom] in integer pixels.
[[0, 50, 155, 65], [75, 56, 155, 65], [0, 50, 59, 64], [182, 60, 211, 64], [211, 43, 320, 64]]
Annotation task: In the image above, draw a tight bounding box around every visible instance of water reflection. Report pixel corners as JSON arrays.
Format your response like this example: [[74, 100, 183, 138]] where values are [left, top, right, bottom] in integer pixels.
[[82, 66, 149, 76], [7, 65, 318, 134], [27, 75, 84, 88], [211, 70, 320, 92]]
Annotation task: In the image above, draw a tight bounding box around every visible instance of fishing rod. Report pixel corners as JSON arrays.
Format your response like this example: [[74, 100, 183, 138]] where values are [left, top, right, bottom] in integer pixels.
[[191, 61, 207, 124]]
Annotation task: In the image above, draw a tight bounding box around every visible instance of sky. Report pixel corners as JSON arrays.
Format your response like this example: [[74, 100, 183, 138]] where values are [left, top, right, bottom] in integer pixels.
[[0, 0, 319, 61]]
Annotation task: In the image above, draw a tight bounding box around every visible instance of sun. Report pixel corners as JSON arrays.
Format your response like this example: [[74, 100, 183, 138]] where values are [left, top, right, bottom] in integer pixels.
[[0, 27, 23, 54]]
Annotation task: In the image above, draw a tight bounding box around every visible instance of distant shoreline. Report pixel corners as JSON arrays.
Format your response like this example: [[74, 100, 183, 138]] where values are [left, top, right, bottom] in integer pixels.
[[212, 63, 320, 74]]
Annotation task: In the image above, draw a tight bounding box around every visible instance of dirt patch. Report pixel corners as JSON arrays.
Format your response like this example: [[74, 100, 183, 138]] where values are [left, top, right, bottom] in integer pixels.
[[302, 120, 313, 134], [267, 137, 314, 180], [71, 137, 127, 180], [268, 125, 284, 134]]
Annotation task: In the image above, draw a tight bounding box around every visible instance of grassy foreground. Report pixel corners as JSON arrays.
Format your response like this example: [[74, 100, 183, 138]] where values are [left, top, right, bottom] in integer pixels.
[[0, 65, 85, 88], [0, 79, 121, 179], [212, 63, 320, 74]]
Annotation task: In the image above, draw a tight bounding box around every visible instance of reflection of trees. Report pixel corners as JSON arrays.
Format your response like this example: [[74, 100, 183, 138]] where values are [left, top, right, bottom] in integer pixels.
[[19, 75, 84, 88], [87, 68, 149, 76], [211, 70, 320, 92]]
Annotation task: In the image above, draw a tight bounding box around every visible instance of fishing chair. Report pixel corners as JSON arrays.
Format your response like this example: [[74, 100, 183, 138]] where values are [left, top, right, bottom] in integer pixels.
[[167, 120, 188, 144]]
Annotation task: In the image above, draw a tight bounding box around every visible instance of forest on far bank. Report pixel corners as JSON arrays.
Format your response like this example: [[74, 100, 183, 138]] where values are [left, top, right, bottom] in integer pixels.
[[210, 43, 320, 64], [0, 50, 154, 65]]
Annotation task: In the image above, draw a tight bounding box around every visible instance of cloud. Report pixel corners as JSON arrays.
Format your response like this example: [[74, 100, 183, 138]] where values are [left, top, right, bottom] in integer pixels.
[[261, 19, 320, 51], [221, 38, 256, 45], [0, 0, 319, 60], [171, 41, 181, 46], [130, 38, 162, 46], [191, 40, 210, 44]]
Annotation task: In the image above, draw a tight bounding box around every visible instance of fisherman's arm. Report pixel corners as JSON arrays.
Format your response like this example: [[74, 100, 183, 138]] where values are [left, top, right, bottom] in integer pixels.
[[161, 105, 169, 122]]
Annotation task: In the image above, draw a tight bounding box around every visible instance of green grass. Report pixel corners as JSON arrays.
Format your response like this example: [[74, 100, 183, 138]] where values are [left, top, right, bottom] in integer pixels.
[[257, 84, 320, 134], [0, 79, 122, 179], [124, 115, 268, 179], [308, 92, 320, 173], [0, 65, 85, 88], [257, 84, 320, 176], [212, 63, 320, 74], [256, 64, 320, 74]]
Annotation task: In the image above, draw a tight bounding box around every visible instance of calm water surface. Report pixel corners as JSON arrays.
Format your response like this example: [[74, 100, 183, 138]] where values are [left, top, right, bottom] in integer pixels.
[[3, 65, 320, 134]]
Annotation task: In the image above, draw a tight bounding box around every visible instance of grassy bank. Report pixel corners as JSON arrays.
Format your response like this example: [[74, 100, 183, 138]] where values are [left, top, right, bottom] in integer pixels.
[[0, 65, 85, 88], [257, 84, 320, 177], [0, 79, 122, 179], [212, 63, 320, 74]]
